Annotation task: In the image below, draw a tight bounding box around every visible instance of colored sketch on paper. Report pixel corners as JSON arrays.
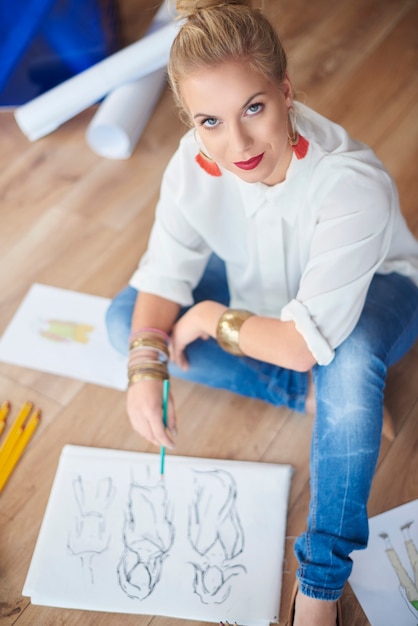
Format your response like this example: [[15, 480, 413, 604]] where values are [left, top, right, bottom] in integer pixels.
[[0, 283, 126, 389], [349, 499, 418, 626], [23, 445, 292, 626]]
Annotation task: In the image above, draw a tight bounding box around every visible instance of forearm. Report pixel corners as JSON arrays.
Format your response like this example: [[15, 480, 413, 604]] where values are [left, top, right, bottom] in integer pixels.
[[185, 301, 316, 372], [131, 291, 181, 335], [238, 315, 316, 372]]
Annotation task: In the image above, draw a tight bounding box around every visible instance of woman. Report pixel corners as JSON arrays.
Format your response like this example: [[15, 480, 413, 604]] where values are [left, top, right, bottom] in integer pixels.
[[106, 1, 418, 623]]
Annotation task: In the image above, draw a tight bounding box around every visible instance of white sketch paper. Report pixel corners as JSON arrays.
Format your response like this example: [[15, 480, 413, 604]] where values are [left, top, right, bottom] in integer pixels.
[[23, 445, 293, 625], [0, 283, 126, 389], [349, 499, 418, 626]]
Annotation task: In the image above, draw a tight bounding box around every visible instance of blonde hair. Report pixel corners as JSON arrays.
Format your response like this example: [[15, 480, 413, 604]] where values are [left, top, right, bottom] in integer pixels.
[[168, 0, 288, 122]]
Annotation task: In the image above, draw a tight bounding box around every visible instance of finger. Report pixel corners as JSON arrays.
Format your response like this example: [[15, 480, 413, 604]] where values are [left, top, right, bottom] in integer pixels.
[[150, 412, 176, 448], [177, 350, 189, 370], [170, 339, 189, 370], [168, 340, 175, 362], [170, 329, 191, 369], [135, 414, 172, 449], [167, 394, 177, 437], [169, 340, 182, 367]]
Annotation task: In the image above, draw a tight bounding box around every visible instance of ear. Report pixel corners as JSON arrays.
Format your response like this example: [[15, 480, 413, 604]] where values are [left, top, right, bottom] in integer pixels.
[[282, 73, 294, 106]]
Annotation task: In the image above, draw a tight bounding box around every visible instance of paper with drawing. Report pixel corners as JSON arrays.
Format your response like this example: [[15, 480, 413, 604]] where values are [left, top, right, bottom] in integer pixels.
[[349, 499, 418, 626], [23, 445, 292, 625], [0, 283, 126, 389]]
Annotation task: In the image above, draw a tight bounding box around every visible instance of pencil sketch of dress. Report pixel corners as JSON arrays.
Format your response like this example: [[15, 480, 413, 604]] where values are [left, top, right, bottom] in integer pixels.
[[67, 476, 115, 583], [188, 468, 246, 604], [379, 520, 418, 618], [117, 475, 175, 600]]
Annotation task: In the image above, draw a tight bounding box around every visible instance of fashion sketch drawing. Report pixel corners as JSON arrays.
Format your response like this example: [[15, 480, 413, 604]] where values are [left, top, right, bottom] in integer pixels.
[[65, 466, 247, 604]]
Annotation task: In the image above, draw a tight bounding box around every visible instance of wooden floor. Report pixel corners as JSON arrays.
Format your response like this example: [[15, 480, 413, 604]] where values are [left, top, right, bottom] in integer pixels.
[[1, 1, 417, 624]]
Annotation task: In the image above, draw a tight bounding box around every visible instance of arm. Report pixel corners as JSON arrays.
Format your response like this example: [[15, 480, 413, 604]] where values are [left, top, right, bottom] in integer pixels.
[[170, 300, 316, 373], [127, 292, 180, 448], [131, 291, 180, 335], [239, 315, 316, 371]]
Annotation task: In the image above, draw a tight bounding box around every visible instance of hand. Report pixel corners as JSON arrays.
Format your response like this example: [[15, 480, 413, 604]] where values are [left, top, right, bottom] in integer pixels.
[[170, 301, 227, 369], [127, 379, 176, 448]]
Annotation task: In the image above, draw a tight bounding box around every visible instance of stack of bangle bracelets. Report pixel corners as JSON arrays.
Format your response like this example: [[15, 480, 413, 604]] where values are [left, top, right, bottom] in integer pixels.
[[128, 327, 170, 386]]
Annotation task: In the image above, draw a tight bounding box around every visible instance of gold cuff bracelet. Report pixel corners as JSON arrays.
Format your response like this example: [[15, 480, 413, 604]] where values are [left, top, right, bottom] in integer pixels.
[[216, 309, 254, 356]]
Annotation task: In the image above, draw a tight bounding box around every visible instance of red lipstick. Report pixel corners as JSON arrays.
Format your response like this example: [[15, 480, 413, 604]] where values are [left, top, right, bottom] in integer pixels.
[[234, 153, 264, 170]]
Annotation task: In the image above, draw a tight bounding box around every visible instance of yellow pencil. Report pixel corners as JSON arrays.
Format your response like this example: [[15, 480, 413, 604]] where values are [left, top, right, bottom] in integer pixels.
[[0, 401, 33, 471], [0, 401, 11, 440], [0, 400, 11, 423], [0, 409, 41, 493], [0, 426, 24, 473]]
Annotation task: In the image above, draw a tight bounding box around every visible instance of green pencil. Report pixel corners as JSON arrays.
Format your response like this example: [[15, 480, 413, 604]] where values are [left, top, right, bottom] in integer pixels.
[[160, 378, 170, 477]]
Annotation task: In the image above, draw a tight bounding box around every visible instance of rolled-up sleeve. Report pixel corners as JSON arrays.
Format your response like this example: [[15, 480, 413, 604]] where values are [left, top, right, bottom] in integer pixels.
[[281, 158, 395, 365]]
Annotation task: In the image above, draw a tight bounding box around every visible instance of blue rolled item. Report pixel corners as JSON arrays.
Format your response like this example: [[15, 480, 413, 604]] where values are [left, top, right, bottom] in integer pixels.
[[0, 0, 56, 94], [41, 0, 113, 74], [0, 0, 117, 106]]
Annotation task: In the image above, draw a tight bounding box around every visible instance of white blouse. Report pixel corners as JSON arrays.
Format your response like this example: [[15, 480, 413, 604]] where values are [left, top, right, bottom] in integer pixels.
[[130, 102, 418, 365]]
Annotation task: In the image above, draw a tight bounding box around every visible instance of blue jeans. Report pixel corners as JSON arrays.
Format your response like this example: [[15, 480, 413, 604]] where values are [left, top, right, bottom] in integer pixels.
[[106, 255, 418, 600]]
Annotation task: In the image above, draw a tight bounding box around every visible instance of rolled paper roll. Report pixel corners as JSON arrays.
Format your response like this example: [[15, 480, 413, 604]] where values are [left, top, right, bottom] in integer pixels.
[[85, 3, 173, 159], [14, 20, 180, 141], [86, 68, 167, 159]]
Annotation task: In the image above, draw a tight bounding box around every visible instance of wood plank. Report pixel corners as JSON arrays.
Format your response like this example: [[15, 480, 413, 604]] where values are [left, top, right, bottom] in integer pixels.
[[375, 99, 418, 232], [281, 0, 416, 110], [317, 5, 418, 151]]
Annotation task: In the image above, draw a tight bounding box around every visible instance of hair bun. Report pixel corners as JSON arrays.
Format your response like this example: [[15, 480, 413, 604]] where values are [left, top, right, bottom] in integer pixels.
[[176, 0, 252, 20]]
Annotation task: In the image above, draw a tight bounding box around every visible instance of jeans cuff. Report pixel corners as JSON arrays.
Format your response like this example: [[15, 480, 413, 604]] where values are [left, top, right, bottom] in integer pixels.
[[297, 578, 343, 601]]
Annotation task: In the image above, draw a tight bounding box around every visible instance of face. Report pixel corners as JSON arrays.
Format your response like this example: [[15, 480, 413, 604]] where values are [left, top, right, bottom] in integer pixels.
[[180, 61, 294, 185]]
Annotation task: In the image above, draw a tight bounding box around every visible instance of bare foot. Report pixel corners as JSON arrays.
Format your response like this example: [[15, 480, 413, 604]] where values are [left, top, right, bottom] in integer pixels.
[[293, 592, 338, 626]]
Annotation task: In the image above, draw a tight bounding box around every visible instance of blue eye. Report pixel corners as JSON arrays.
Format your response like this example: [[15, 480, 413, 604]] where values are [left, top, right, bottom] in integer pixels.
[[246, 103, 263, 115], [202, 117, 219, 129]]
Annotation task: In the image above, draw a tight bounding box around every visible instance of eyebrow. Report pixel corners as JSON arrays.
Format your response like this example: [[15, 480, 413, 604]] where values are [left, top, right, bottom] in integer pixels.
[[193, 91, 266, 120]]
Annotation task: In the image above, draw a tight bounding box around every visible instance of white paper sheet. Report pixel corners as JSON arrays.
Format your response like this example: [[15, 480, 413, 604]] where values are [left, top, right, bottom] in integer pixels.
[[23, 445, 293, 625], [14, 20, 180, 141], [86, 3, 172, 159], [0, 284, 126, 390], [349, 499, 418, 626], [85, 67, 167, 159]]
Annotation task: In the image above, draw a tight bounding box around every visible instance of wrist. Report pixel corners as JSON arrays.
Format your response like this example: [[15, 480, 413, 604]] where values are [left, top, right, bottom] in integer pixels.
[[127, 328, 170, 386], [195, 301, 228, 338]]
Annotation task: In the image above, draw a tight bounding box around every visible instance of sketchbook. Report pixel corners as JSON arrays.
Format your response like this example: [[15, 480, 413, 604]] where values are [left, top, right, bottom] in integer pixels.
[[349, 499, 418, 626], [0, 283, 127, 390], [23, 445, 293, 625]]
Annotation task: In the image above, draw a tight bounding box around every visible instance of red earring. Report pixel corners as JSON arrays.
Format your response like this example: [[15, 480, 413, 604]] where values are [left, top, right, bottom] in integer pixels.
[[288, 106, 309, 160], [195, 150, 222, 177], [193, 130, 222, 176]]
